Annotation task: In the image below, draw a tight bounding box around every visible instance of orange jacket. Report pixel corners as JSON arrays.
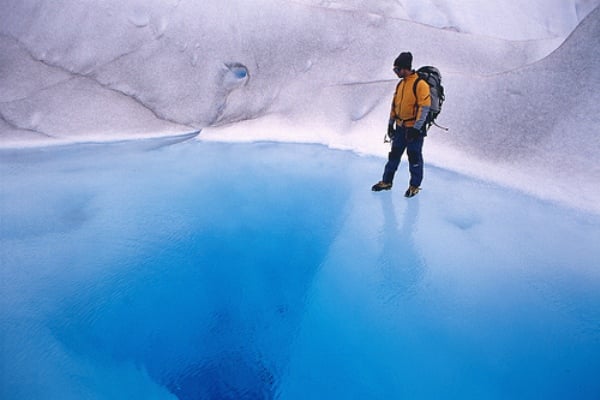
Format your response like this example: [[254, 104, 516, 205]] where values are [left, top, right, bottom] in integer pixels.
[[390, 72, 431, 128]]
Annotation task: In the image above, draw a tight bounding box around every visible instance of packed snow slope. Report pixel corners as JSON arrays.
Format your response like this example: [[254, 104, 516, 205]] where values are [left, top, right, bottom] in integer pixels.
[[0, 0, 599, 212]]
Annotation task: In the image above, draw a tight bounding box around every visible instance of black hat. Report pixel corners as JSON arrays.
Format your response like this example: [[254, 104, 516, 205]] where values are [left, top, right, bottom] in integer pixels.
[[394, 52, 413, 70]]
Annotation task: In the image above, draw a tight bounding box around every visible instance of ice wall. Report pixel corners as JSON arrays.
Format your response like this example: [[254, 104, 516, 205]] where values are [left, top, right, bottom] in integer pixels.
[[0, 0, 595, 145], [430, 7, 600, 213]]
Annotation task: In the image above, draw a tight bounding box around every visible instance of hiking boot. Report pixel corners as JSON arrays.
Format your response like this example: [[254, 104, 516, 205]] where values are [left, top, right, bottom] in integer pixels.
[[404, 186, 420, 198], [372, 181, 392, 192]]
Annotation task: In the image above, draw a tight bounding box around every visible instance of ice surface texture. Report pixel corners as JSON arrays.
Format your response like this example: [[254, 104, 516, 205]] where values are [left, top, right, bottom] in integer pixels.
[[0, 0, 596, 141], [1, 141, 600, 399]]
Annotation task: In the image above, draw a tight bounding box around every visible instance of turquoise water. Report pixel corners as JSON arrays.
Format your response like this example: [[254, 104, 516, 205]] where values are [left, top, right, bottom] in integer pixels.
[[1, 140, 599, 399]]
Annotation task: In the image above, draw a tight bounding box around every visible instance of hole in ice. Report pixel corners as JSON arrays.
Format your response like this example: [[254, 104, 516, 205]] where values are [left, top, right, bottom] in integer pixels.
[[228, 63, 248, 78], [232, 66, 247, 79], [222, 63, 249, 87]]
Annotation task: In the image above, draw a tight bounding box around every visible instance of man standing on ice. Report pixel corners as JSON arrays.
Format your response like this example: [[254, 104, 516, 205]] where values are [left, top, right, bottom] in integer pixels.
[[372, 52, 431, 197]]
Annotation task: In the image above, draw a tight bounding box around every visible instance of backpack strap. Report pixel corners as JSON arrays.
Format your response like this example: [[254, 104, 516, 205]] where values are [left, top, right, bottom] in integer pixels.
[[412, 75, 422, 98]]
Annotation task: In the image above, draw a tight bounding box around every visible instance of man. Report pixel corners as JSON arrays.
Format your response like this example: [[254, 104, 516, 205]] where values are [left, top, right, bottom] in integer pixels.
[[372, 52, 431, 197]]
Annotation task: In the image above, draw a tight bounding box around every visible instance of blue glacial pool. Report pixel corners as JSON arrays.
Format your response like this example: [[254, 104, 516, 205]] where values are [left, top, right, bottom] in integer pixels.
[[1, 139, 599, 399]]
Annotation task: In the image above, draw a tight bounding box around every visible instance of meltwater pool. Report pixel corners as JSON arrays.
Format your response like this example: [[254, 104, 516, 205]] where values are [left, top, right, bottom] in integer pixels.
[[1, 140, 599, 399]]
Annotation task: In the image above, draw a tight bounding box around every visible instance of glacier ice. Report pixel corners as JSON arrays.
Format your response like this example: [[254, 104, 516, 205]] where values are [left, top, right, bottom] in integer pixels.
[[1, 1, 600, 397]]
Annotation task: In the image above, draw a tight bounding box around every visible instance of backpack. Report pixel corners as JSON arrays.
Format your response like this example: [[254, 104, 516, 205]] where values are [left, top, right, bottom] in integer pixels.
[[413, 66, 446, 131]]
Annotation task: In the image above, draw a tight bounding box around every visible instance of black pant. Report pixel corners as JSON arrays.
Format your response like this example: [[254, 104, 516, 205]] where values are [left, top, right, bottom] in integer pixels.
[[382, 126, 424, 187]]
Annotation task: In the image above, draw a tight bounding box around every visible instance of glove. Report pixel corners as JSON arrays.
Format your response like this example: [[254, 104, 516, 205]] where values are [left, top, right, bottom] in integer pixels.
[[406, 127, 421, 141], [387, 121, 395, 140]]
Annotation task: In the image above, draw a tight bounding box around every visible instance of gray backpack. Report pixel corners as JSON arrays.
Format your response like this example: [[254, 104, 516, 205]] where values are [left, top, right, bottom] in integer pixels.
[[413, 66, 447, 131]]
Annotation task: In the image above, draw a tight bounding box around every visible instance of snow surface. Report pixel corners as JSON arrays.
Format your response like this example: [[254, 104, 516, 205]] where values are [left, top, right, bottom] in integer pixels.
[[1, 1, 599, 213], [1, 141, 599, 399]]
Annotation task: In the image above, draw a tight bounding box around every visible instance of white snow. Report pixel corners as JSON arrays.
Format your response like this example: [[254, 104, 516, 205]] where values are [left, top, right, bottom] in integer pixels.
[[0, 0, 599, 213]]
